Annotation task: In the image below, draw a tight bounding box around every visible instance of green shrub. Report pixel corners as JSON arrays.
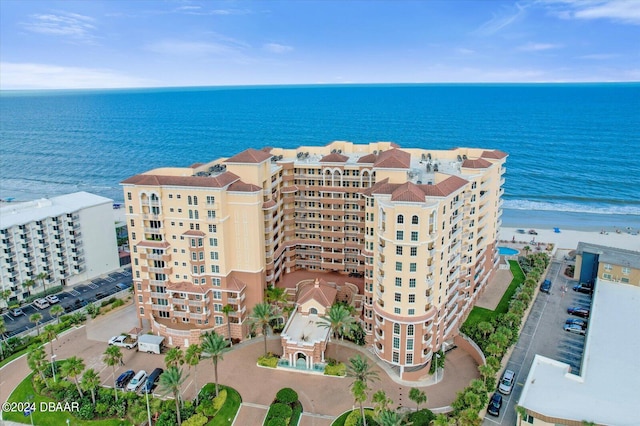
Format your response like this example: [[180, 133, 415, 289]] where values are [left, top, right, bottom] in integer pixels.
[[212, 388, 227, 411], [258, 354, 278, 368], [76, 401, 94, 420], [112, 298, 125, 308], [268, 402, 292, 419], [344, 409, 377, 426], [182, 413, 208, 426], [408, 409, 436, 426], [275, 387, 298, 404], [324, 362, 346, 376], [267, 418, 287, 426]]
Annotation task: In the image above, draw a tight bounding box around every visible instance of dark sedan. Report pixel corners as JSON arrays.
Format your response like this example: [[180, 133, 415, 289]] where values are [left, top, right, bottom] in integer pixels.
[[567, 307, 590, 318], [540, 279, 552, 294], [573, 283, 593, 294], [487, 392, 503, 416], [115, 370, 135, 389]]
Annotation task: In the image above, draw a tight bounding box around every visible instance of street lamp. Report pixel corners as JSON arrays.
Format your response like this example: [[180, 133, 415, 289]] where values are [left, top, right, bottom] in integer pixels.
[[146, 390, 152, 426], [51, 354, 57, 382]]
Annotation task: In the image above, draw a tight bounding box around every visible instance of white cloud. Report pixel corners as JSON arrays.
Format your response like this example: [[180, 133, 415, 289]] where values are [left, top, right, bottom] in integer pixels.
[[542, 0, 640, 25], [263, 43, 293, 54], [518, 42, 563, 51], [21, 11, 97, 42], [0, 62, 151, 90], [475, 2, 528, 35]]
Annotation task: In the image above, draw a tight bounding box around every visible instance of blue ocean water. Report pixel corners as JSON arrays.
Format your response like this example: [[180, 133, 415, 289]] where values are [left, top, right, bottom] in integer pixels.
[[1, 83, 639, 227]]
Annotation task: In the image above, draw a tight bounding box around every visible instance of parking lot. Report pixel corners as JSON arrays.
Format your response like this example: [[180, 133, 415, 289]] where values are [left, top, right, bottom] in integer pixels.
[[1, 267, 133, 337], [484, 256, 591, 425]]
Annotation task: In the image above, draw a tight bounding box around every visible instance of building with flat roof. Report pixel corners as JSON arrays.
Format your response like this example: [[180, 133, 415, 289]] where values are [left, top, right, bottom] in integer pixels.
[[121, 141, 506, 378], [0, 192, 120, 307], [574, 242, 640, 286], [517, 278, 640, 425]]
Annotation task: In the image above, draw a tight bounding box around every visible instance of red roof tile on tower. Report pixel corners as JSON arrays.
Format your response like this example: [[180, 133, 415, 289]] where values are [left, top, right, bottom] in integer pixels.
[[320, 152, 349, 163], [227, 277, 247, 292], [357, 153, 378, 163], [390, 182, 426, 202], [228, 181, 261, 192], [167, 281, 208, 294], [481, 150, 508, 159], [462, 158, 492, 169], [373, 148, 411, 169], [121, 171, 240, 188], [224, 148, 273, 163]]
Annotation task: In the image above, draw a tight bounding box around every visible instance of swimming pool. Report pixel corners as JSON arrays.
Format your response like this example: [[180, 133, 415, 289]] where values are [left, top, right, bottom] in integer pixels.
[[498, 246, 519, 256]]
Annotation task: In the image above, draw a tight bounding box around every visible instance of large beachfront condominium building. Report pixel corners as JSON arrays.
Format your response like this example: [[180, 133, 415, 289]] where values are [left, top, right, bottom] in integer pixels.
[[0, 192, 119, 307], [122, 141, 506, 378]]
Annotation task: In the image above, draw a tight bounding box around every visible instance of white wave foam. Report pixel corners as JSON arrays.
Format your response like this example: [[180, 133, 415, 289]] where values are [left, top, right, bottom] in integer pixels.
[[503, 199, 640, 216]]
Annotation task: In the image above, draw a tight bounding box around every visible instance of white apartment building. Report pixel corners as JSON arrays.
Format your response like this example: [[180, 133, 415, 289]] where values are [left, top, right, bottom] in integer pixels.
[[0, 192, 119, 307]]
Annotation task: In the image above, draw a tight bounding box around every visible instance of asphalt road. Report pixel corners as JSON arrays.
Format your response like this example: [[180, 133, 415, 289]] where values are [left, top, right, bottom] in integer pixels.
[[1, 267, 132, 337], [483, 257, 591, 425]]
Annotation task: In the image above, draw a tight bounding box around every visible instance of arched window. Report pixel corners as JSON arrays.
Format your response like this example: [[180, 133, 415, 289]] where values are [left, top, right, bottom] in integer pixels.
[[397, 215, 404, 224], [193, 196, 198, 206], [188, 196, 193, 205], [393, 323, 400, 334], [194, 210, 199, 219], [150, 193, 159, 201], [412, 215, 419, 225], [189, 210, 194, 219], [309, 307, 318, 315]]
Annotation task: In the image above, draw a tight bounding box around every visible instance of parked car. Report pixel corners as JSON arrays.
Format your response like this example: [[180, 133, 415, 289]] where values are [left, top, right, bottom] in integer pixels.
[[126, 370, 147, 392], [567, 307, 590, 318], [498, 369, 515, 394], [115, 370, 135, 389], [45, 294, 60, 304], [573, 283, 593, 294], [116, 282, 131, 291], [10, 308, 24, 317], [564, 323, 586, 335], [141, 368, 164, 394], [565, 318, 587, 329], [487, 392, 503, 416], [33, 299, 50, 310], [540, 279, 552, 294]]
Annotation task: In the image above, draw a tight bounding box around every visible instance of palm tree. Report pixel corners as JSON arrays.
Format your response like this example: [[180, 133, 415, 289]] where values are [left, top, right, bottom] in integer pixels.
[[103, 345, 123, 402], [478, 364, 495, 385], [351, 379, 369, 426], [347, 354, 380, 387], [319, 304, 356, 359], [43, 324, 57, 379], [476, 321, 494, 340], [50, 304, 65, 325], [36, 272, 48, 296], [409, 387, 427, 410], [60, 356, 85, 398], [221, 304, 235, 346], [490, 332, 509, 352], [81, 368, 100, 405], [372, 390, 392, 416], [164, 346, 185, 368], [523, 245, 531, 256], [485, 343, 502, 359], [265, 286, 288, 307], [27, 346, 47, 381], [432, 413, 455, 426], [0, 289, 11, 309], [159, 366, 188, 426], [248, 302, 279, 356], [185, 344, 203, 404], [200, 331, 229, 396], [0, 318, 6, 359], [23, 279, 36, 295], [29, 313, 43, 335]]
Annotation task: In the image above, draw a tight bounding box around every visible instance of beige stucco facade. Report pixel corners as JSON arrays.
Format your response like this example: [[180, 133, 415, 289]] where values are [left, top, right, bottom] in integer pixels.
[[121, 141, 506, 377]]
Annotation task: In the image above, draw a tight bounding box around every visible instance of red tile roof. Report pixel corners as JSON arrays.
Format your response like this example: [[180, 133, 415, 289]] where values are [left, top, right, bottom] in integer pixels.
[[183, 230, 206, 236], [320, 152, 349, 163], [227, 277, 247, 292], [225, 148, 273, 164], [390, 182, 426, 202], [370, 175, 467, 200], [462, 158, 492, 169], [167, 281, 208, 294], [121, 171, 240, 188], [263, 199, 277, 209], [297, 278, 337, 307], [136, 240, 170, 249], [357, 153, 378, 163], [228, 181, 261, 192], [481, 150, 508, 159], [373, 148, 411, 169], [281, 185, 299, 193]]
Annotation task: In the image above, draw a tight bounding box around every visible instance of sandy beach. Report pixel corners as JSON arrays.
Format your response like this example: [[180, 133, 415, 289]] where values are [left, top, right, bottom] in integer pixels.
[[499, 226, 640, 252]]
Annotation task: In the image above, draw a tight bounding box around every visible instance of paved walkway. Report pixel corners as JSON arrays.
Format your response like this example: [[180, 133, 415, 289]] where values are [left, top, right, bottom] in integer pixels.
[[475, 267, 513, 310], [1, 304, 480, 424]]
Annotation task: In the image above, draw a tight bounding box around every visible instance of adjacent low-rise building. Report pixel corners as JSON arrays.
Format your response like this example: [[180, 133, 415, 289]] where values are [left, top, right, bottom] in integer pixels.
[[0, 192, 120, 307], [574, 241, 640, 286], [122, 141, 506, 378]]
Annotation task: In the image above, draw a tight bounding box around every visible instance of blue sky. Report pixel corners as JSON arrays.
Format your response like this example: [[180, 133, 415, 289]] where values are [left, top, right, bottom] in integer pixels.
[[1, 0, 638, 89]]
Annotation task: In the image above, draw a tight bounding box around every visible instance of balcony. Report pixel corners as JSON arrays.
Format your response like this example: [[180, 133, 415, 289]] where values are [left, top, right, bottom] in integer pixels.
[[152, 304, 170, 311], [188, 298, 208, 306]]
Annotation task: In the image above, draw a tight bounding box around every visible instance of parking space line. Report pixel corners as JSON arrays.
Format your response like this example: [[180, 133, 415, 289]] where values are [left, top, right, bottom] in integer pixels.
[[67, 290, 81, 296], [88, 283, 99, 289], [105, 276, 116, 282]]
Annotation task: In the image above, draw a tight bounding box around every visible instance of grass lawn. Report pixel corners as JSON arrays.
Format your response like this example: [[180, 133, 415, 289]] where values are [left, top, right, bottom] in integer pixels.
[[331, 408, 375, 426], [3, 373, 130, 426], [464, 260, 525, 328], [205, 385, 242, 426]]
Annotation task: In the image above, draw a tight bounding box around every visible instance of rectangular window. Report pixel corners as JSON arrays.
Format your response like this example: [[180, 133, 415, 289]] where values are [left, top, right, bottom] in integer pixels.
[[213, 291, 221, 299], [393, 337, 400, 349], [410, 247, 417, 256], [396, 230, 403, 240], [410, 263, 416, 272], [408, 308, 415, 315], [395, 261, 402, 272], [604, 263, 612, 271], [622, 267, 630, 275], [212, 278, 221, 286], [392, 352, 399, 363], [208, 210, 216, 219], [603, 273, 612, 279], [406, 353, 413, 364], [408, 294, 415, 303], [394, 293, 401, 302], [409, 278, 416, 288], [407, 339, 414, 350], [395, 277, 402, 287], [210, 238, 218, 247], [211, 265, 220, 273], [127, 192, 132, 200], [215, 316, 223, 325], [209, 224, 216, 233], [394, 307, 401, 314], [207, 196, 215, 205], [411, 231, 418, 241], [214, 304, 222, 312], [396, 246, 403, 255], [210, 252, 218, 260]]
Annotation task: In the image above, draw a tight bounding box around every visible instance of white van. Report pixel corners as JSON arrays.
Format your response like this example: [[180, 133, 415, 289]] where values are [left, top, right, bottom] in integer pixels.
[[126, 370, 147, 392], [33, 299, 50, 310], [498, 369, 515, 394]]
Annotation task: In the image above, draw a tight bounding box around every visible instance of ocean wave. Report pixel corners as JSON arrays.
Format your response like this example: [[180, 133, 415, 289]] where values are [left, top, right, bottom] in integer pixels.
[[503, 199, 640, 216]]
